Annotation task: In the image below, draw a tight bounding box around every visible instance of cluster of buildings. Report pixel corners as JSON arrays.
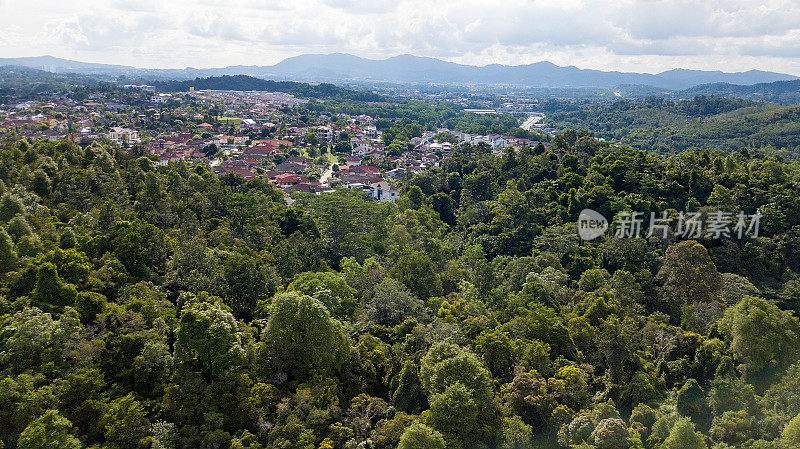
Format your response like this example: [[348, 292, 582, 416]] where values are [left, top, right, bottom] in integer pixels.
[[0, 84, 563, 206], [189, 90, 308, 110], [413, 129, 551, 154]]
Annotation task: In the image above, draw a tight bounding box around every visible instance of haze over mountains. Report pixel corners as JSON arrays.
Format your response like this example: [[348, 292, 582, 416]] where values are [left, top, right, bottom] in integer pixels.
[[1, 53, 798, 91]]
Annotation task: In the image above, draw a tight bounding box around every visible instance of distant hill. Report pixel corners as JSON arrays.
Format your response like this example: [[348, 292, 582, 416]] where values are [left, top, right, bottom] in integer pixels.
[[677, 79, 800, 104], [0, 65, 108, 95], [1, 54, 796, 90], [0, 67, 385, 102], [263, 54, 798, 89], [0, 56, 142, 77], [155, 75, 385, 101]]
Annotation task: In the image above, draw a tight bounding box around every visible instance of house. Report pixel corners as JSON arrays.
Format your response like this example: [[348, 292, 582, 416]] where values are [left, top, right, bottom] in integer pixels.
[[347, 179, 399, 202], [423, 152, 441, 164], [243, 145, 275, 160], [364, 125, 379, 139], [386, 167, 408, 178], [316, 126, 334, 143], [274, 161, 307, 173], [352, 145, 372, 156], [106, 127, 140, 145], [274, 173, 310, 189], [260, 139, 293, 150], [221, 167, 256, 180], [240, 119, 257, 129], [285, 156, 314, 165], [151, 94, 172, 104], [369, 179, 399, 202], [347, 165, 381, 175]]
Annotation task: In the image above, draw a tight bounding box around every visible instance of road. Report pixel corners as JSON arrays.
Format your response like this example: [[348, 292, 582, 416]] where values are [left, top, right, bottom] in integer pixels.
[[319, 166, 334, 186], [521, 113, 545, 130]]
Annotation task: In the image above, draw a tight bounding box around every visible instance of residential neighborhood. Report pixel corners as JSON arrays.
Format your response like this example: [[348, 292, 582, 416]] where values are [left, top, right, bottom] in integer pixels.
[[0, 82, 553, 205]]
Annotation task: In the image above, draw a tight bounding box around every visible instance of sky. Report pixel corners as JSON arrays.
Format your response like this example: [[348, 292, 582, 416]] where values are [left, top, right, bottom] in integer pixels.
[[3, 0, 800, 74]]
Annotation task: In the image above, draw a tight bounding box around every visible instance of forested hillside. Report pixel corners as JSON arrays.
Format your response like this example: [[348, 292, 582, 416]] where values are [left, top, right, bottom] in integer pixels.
[[0, 66, 107, 98], [677, 79, 800, 105], [1, 131, 800, 449], [545, 96, 800, 157], [156, 75, 386, 102]]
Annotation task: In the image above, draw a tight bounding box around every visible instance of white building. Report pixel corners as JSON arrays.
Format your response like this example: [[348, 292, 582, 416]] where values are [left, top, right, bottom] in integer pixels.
[[106, 127, 140, 145], [317, 126, 333, 143], [364, 125, 379, 139], [348, 180, 399, 202], [150, 93, 172, 104], [369, 180, 399, 202]]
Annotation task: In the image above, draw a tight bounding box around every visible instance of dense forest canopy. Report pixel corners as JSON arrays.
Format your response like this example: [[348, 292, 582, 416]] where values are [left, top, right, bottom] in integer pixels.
[[677, 79, 800, 105], [0, 66, 110, 98], [0, 129, 800, 449], [545, 96, 800, 158]]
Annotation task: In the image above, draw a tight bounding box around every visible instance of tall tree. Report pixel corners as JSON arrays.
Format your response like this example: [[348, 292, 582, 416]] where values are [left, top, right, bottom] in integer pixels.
[[262, 292, 350, 379], [174, 297, 245, 379]]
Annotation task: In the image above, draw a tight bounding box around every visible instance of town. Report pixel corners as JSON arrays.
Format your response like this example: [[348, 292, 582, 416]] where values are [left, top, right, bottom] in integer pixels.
[[0, 80, 556, 205]]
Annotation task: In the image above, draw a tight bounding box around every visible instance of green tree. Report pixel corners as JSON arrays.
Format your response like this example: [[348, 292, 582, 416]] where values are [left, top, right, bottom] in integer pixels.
[[499, 416, 533, 449], [262, 292, 350, 378], [293, 188, 380, 263], [223, 253, 269, 320], [59, 228, 76, 249], [661, 417, 707, 449], [0, 192, 24, 222], [32, 262, 77, 313], [676, 379, 710, 424], [111, 220, 168, 279], [18, 409, 82, 449], [74, 291, 107, 324], [340, 256, 386, 300], [393, 360, 428, 414], [174, 297, 245, 379], [101, 393, 149, 449], [289, 270, 357, 319], [408, 185, 424, 209], [56, 367, 107, 441], [718, 296, 800, 380], [657, 240, 721, 312], [426, 382, 479, 447], [392, 251, 442, 300], [7, 215, 32, 241], [474, 329, 516, 380], [366, 277, 424, 326], [420, 341, 493, 403], [428, 192, 456, 225], [0, 227, 17, 272], [591, 418, 630, 449], [781, 413, 800, 448], [398, 422, 446, 449], [32, 169, 51, 197]]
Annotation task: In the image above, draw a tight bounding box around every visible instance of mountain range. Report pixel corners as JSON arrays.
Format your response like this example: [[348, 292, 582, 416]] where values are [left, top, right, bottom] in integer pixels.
[[1, 54, 797, 90]]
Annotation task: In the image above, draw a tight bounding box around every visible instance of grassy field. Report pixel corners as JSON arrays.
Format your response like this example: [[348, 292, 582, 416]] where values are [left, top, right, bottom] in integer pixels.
[[297, 147, 340, 165], [215, 116, 243, 125]]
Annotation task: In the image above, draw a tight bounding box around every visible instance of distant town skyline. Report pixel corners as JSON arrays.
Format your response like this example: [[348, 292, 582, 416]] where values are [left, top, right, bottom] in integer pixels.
[[3, 0, 800, 75]]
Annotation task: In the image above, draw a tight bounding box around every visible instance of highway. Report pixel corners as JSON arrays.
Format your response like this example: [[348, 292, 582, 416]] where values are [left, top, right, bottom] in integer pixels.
[[521, 113, 545, 130]]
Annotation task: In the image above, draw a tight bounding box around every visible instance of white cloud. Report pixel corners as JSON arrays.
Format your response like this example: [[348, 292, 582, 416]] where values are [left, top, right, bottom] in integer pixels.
[[43, 18, 90, 47], [2, 0, 800, 74]]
